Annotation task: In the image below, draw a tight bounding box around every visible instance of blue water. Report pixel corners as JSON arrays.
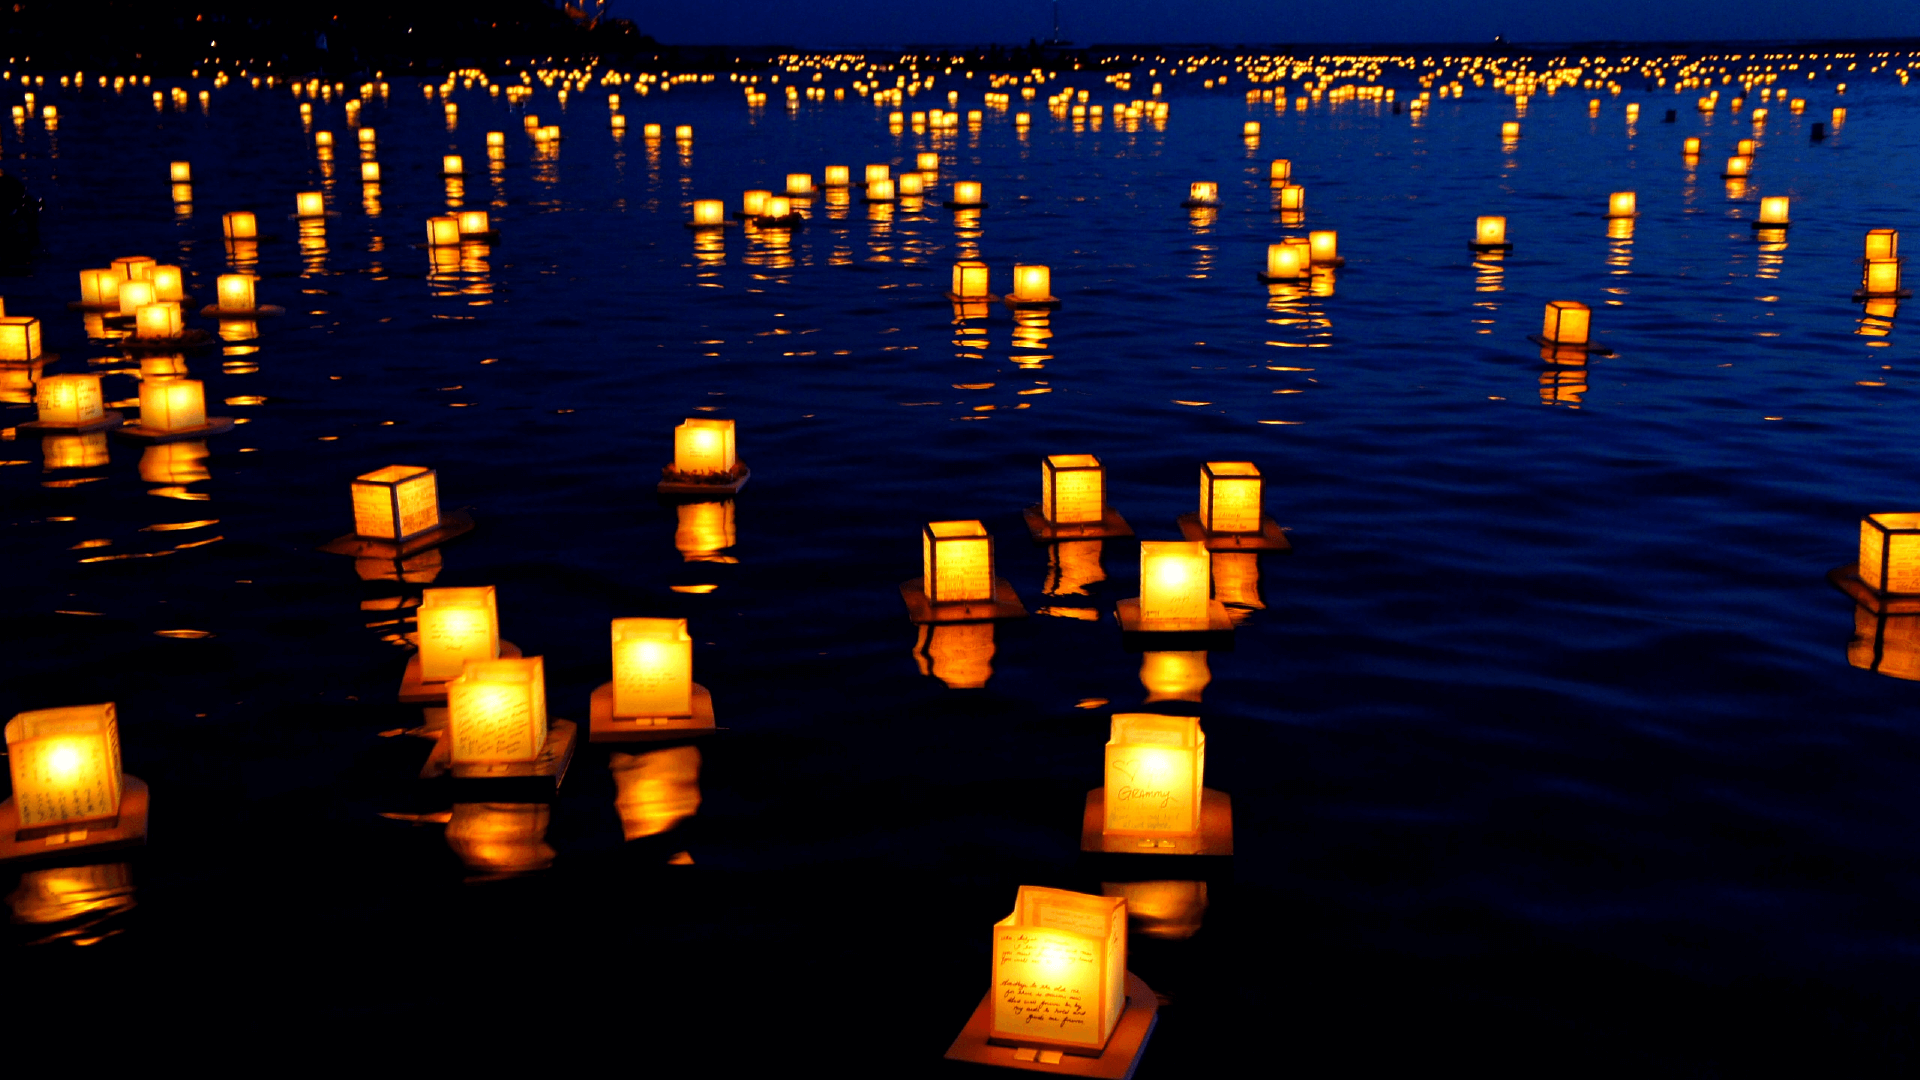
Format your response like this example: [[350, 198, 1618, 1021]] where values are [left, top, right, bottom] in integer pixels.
[[3, 71, 1917, 1068]]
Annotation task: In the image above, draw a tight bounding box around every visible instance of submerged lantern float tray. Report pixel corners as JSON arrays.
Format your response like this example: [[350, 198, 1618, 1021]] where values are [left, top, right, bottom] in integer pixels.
[[16, 409, 123, 434], [1024, 505, 1133, 542], [398, 638, 523, 704], [944, 971, 1159, 1078], [1002, 293, 1061, 312], [109, 415, 235, 444], [588, 681, 719, 742], [657, 463, 750, 496], [1828, 565, 1920, 615], [1174, 512, 1290, 552], [1080, 787, 1235, 856], [418, 719, 577, 796], [320, 508, 476, 559], [1525, 334, 1615, 357], [901, 577, 1028, 623], [0, 776, 149, 865]]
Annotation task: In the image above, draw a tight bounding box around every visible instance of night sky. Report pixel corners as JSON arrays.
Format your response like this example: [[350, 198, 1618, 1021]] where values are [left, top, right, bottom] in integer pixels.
[[621, 1, 1920, 48]]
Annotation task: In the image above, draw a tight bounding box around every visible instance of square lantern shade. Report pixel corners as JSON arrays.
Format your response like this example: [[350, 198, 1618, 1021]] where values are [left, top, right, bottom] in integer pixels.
[[673, 418, 736, 475], [426, 216, 461, 246], [1736, 139, 1755, 155], [924, 520, 995, 603], [447, 656, 547, 764], [1476, 216, 1508, 245], [1540, 301, 1591, 346], [1501, 121, 1520, 139], [1866, 229, 1899, 261], [1043, 454, 1105, 525], [611, 115, 627, 131], [37, 374, 104, 426], [917, 152, 939, 171], [1139, 541, 1211, 630], [674, 125, 693, 140], [457, 211, 490, 237], [418, 586, 500, 682], [898, 173, 925, 196], [170, 161, 192, 181], [358, 127, 376, 145], [1188, 181, 1219, 204], [692, 200, 725, 226], [1265, 243, 1307, 280], [361, 162, 381, 183], [296, 191, 325, 217], [6, 704, 123, 831], [1103, 713, 1205, 836], [1758, 196, 1790, 225], [0, 316, 42, 361], [1860, 514, 1920, 594], [222, 211, 258, 239], [317, 131, 336, 147], [1242, 121, 1260, 136], [1275, 184, 1305, 211], [133, 302, 183, 340], [865, 179, 895, 201], [951, 261, 992, 299], [641, 124, 661, 139], [611, 617, 694, 718], [1199, 461, 1263, 534], [485, 131, 506, 148], [1607, 192, 1637, 217], [1269, 159, 1292, 181], [150, 265, 185, 302], [113, 256, 156, 281], [117, 279, 157, 316], [824, 165, 850, 187], [1309, 231, 1339, 263], [216, 274, 255, 312], [1683, 137, 1701, 154], [79, 269, 122, 307], [138, 377, 204, 430], [865, 164, 890, 183], [990, 886, 1127, 1053], [786, 173, 814, 195], [764, 196, 792, 218], [951, 181, 983, 206], [1724, 155, 1752, 177], [351, 464, 440, 542], [1864, 260, 1902, 297], [442, 155, 463, 176], [742, 190, 770, 216]]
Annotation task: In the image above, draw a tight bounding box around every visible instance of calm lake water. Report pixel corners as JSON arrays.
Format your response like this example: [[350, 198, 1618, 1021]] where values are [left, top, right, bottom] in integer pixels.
[[4, 65, 1918, 1069]]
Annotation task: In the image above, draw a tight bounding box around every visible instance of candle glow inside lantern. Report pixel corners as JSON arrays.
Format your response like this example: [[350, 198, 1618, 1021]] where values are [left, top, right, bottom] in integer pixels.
[[949, 260, 994, 301], [0, 316, 42, 361], [1263, 242, 1308, 281], [215, 274, 255, 312], [361, 162, 381, 183], [691, 199, 725, 227], [6, 703, 123, 833], [865, 164, 891, 184], [1474, 215, 1509, 248], [117, 280, 156, 316], [786, 173, 814, 195], [1683, 136, 1701, 155], [1011, 264, 1055, 305], [296, 191, 325, 218], [170, 161, 191, 182], [917, 152, 940, 172], [611, 618, 694, 719], [1269, 159, 1292, 182], [426, 216, 462, 246], [351, 464, 440, 542], [1275, 184, 1305, 212], [1183, 181, 1220, 207], [1138, 541, 1211, 630], [1242, 121, 1260, 137], [674, 125, 693, 140], [358, 127, 376, 146], [442, 155, 463, 177], [1736, 138, 1756, 155], [134, 302, 184, 340], [924, 520, 995, 603], [36, 374, 104, 427], [1723, 154, 1752, 178], [1538, 300, 1592, 346], [1606, 191, 1637, 218], [1309, 230, 1341, 266], [150, 265, 185, 302], [866, 178, 896, 202], [898, 173, 925, 196], [458, 210, 491, 238], [79, 269, 122, 307], [988, 886, 1127, 1053], [1863, 259, 1902, 298], [741, 189, 770, 216], [487, 130, 506, 148], [222, 211, 258, 239], [762, 195, 794, 220], [1104, 713, 1205, 838], [949, 181, 983, 207], [1865, 229, 1899, 261], [824, 165, 850, 187], [673, 418, 736, 476], [1856, 514, 1920, 596], [447, 656, 547, 764], [138, 376, 205, 430], [1043, 455, 1105, 525], [1199, 462, 1264, 534], [1757, 195, 1790, 227], [1501, 121, 1521, 139], [418, 586, 501, 681]]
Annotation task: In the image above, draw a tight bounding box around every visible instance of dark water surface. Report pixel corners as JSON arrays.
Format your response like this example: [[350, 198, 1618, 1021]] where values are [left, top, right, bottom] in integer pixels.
[[4, 74, 1919, 1069]]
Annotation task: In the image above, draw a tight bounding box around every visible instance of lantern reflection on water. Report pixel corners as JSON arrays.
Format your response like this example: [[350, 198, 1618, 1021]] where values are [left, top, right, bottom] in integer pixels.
[[1102, 880, 1208, 940], [1141, 650, 1210, 702], [6, 862, 137, 938], [612, 745, 702, 840], [444, 802, 554, 876], [1211, 552, 1263, 615], [1045, 540, 1106, 596], [675, 499, 738, 562], [41, 432, 109, 471], [914, 622, 996, 689], [1103, 713, 1205, 839], [1851, 605, 1920, 681], [138, 440, 208, 484]]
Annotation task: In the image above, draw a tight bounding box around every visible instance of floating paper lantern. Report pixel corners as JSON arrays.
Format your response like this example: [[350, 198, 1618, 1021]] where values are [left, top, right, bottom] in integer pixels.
[[1104, 713, 1204, 837], [1183, 181, 1220, 207], [1862, 259, 1902, 298], [917, 152, 939, 172], [1866, 229, 1899, 261], [134, 302, 184, 340], [1275, 184, 1305, 212], [5, 703, 123, 833], [1625, 103, 1640, 120], [442, 155, 464, 177], [79, 269, 122, 307], [1539, 301, 1592, 346], [1011, 264, 1055, 305], [949, 181, 984, 207], [150, 265, 185, 302], [1683, 137, 1701, 155], [824, 165, 850, 187], [137, 376, 204, 430], [642, 123, 662, 139], [358, 127, 376, 146], [1757, 196, 1790, 227], [419, 586, 501, 682], [458, 210, 491, 238], [0, 316, 41, 361], [351, 464, 440, 541], [1832, 107, 1847, 126], [1263, 242, 1308, 281], [1199, 462, 1263, 534], [315, 130, 334, 148], [740, 189, 770, 217], [1474, 215, 1509, 248], [1269, 159, 1292, 182], [223, 211, 258, 239], [1309, 230, 1340, 266], [786, 173, 814, 195], [610, 618, 694, 719], [35, 374, 103, 427], [116, 279, 156, 316], [296, 191, 325, 218], [761, 195, 794, 221], [989, 886, 1127, 1053], [361, 162, 381, 183], [215, 274, 255, 313], [924, 521, 995, 604], [1014, 112, 1030, 127], [426, 216, 461, 246], [170, 161, 191, 182], [1242, 121, 1260, 136], [673, 418, 736, 476], [866, 178, 896, 202], [865, 164, 891, 184], [950, 260, 993, 300], [1723, 154, 1752, 178], [1042, 455, 1105, 525], [1606, 191, 1637, 218], [898, 173, 925, 196], [111, 255, 156, 283], [1736, 138, 1756, 155], [1860, 514, 1920, 594], [1139, 541, 1211, 630], [1501, 121, 1520, 139], [487, 130, 506, 148], [690, 199, 726, 227], [674, 125, 693, 140], [447, 656, 547, 765]]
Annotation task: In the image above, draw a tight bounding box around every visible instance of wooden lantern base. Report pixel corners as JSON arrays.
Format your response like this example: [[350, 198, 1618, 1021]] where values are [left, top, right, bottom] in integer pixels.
[[1081, 787, 1234, 856], [0, 777, 149, 866], [751, 213, 807, 228], [685, 220, 732, 231], [1175, 512, 1291, 552], [1525, 334, 1615, 357], [1115, 599, 1234, 651], [944, 201, 990, 210], [1605, 212, 1640, 220], [947, 291, 1002, 304], [1024, 505, 1133, 542], [1854, 288, 1912, 301], [1003, 294, 1061, 311], [398, 639, 524, 704], [1828, 565, 1920, 615], [198, 304, 286, 318], [902, 577, 1027, 624], [1256, 271, 1309, 284], [419, 719, 577, 792], [109, 416, 235, 444], [15, 410, 123, 434], [943, 971, 1158, 1078], [121, 329, 217, 353], [319, 509, 476, 559], [1751, 221, 1791, 231], [1179, 199, 1221, 209], [589, 681, 719, 742], [658, 464, 750, 496], [1469, 242, 1514, 253]]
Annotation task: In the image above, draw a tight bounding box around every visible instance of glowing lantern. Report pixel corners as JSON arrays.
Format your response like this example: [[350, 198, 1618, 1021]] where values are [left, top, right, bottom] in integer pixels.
[[1042, 454, 1105, 526], [1010, 264, 1056, 305], [1859, 514, 1920, 595], [447, 656, 547, 765], [1183, 181, 1220, 207], [1757, 196, 1790, 227], [610, 618, 694, 719], [418, 586, 501, 682], [988, 886, 1127, 1054], [1538, 300, 1592, 347], [170, 161, 191, 182], [1683, 137, 1701, 155], [786, 173, 814, 195], [487, 130, 506, 148], [358, 127, 376, 146], [761, 195, 794, 220], [924, 521, 995, 603], [1309, 230, 1341, 266], [642, 123, 661, 138], [0, 316, 42, 361], [949, 260, 993, 301], [1242, 121, 1260, 136], [35, 374, 104, 427], [1473, 215, 1509, 249], [1723, 154, 1752, 178], [458, 210, 491, 238], [865, 164, 891, 184], [1501, 121, 1520, 139], [5, 704, 123, 833], [361, 162, 382, 184], [1104, 713, 1204, 838], [351, 465, 440, 541], [1625, 103, 1640, 119], [690, 199, 726, 227], [1262, 242, 1308, 281], [824, 165, 850, 187], [917, 152, 939, 171], [79, 269, 122, 307], [741, 189, 770, 217], [293, 191, 324, 218], [113, 256, 156, 281], [133, 302, 184, 340], [1737, 139, 1755, 155], [673, 418, 736, 476], [1833, 107, 1847, 126], [1863, 260, 1902, 298], [949, 181, 983, 207], [150, 265, 185, 302], [442, 155, 463, 176], [865, 177, 896, 203], [1199, 462, 1263, 534], [674, 124, 693, 140], [215, 274, 255, 312], [1275, 184, 1305, 212], [222, 211, 258, 239], [117, 279, 156, 316], [138, 377, 204, 430], [426, 216, 461, 246], [1138, 541, 1210, 630], [1866, 229, 1898, 261], [1014, 112, 1031, 127], [898, 173, 925, 196], [1606, 191, 1637, 218], [1269, 159, 1291, 181]]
